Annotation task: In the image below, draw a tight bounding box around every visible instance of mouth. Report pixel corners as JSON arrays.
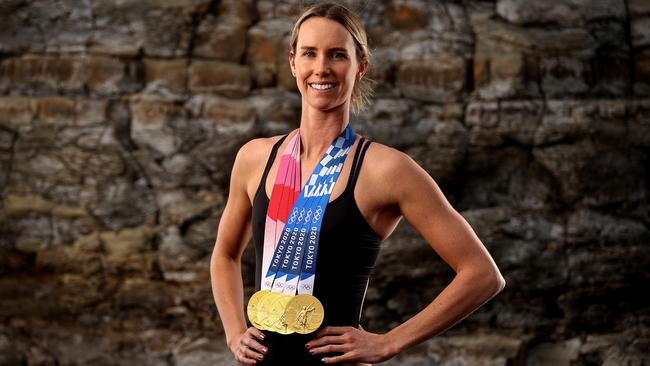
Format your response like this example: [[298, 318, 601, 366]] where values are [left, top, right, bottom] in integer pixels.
[[308, 82, 337, 91]]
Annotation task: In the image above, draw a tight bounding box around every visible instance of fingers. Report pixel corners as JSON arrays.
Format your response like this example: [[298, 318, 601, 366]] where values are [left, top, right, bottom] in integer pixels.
[[249, 327, 266, 341], [321, 353, 359, 364], [314, 326, 352, 338], [321, 352, 356, 365], [307, 329, 355, 356], [236, 353, 259, 366], [308, 335, 347, 348], [233, 328, 268, 365], [243, 336, 268, 355], [308, 343, 350, 356]]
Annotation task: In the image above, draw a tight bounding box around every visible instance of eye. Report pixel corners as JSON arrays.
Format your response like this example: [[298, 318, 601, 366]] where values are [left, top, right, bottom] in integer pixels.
[[302, 50, 315, 57], [332, 52, 347, 59]]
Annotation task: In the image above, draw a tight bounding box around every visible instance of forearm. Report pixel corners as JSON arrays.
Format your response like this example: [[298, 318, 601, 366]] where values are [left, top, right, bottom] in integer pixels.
[[383, 268, 505, 356], [210, 252, 248, 348]]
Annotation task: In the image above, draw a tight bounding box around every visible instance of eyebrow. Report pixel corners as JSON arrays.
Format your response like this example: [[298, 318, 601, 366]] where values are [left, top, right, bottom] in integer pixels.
[[299, 46, 349, 53]]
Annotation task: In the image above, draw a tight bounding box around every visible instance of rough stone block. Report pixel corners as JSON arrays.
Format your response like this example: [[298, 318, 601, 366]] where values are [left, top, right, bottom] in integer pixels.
[[626, 99, 650, 146], [36, 97, 107, 126], [459, 146, 559, 209], [474, 53, 540, 99], [114, 278, 172, 310], [0, 97, 36, 129], [355, 98, 424, 148], [408, 118, 468, 184], [532, 140, 646, 206], [634, 52, 650, 96], [248, 91, 301, 134], [631, 16, 650, 49], [385, 0, 430, 29], [465, 101, 504, 146], [385, 333, 526, 366], [0, 4, 45, 54], [84, 55, 129, 95], [367, 48, 400, 97], [0, 55, 85, 95], [590, 56, 630, 96], [527, 339, 581, 366], [130, 98, 188, 156], [100, 225, 154, 258], [396, 55, 466, 102], [472, 15, 598, 57], [496, 0, 625, 26], [193, 16, 247, 62], [540, 57, 589, 97], [189, 61, 251, 96], [256, 1, 303, 20], [245, 19, 293, 88], [90, 0, 211, 57], [217, 0, 256, 27], [535, 100, 627, 145], [35, 248, 102, 275], [202, 96, 255, 126], [144, 58, 188, 94]]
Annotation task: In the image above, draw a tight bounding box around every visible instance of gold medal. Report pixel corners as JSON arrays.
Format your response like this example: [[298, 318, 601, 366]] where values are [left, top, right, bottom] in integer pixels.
[[267, 293, 293, 334], [247, 290, 270, 329], [284, 294, 324, 334], [257, 292, 280, 330], [259, 293, 285, 331]]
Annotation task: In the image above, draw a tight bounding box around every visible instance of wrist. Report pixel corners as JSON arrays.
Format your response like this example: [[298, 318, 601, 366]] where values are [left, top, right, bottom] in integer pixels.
[[226, 327, 246, 352], [380, 331, 401, 360]]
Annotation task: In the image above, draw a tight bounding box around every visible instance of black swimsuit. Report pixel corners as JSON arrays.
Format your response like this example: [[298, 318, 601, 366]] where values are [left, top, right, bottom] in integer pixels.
[[251, 134, 382, 365]]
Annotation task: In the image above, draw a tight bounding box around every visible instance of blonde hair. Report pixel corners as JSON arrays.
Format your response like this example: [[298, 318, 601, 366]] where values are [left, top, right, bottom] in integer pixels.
[[289, 2, 374, 113]]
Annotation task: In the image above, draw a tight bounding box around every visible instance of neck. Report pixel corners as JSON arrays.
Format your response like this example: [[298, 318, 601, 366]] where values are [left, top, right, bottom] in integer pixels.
[[298, 102, 350, 161]]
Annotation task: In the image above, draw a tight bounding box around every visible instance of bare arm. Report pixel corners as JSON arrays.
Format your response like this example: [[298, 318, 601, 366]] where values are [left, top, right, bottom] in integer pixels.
[[308, 147, 506, 363], [210, 140, 268, 365], [380, 151, 506, 355]]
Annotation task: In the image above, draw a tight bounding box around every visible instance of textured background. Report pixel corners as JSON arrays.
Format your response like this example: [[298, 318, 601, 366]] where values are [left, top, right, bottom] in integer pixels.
[[0, 0, 649, 365]]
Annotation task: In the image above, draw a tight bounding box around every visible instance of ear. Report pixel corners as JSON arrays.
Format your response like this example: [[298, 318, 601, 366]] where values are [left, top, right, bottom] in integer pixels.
[[289, 50, 296, 76], [357, 58, 369, 80]]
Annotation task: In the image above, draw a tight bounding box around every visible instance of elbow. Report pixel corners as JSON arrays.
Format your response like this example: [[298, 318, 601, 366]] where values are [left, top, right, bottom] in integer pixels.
[[471, 266, 505, 297], [488, 268, 506, 296], [494, 271, 506, 294]]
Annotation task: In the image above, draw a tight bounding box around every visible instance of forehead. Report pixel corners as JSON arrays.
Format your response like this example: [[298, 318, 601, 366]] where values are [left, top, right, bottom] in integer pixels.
[[296, 16, 355, 49]]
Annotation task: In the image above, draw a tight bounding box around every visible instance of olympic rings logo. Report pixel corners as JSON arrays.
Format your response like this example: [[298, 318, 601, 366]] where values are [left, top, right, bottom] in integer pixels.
[[289, 209, 298, 224], [313, 207, 322, 222], [305, 209, 312, 222], [300, 283, 313, 290]]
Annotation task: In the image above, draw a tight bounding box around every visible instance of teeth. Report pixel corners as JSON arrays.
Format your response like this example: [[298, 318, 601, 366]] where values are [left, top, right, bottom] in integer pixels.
[[310, 83, 335, 90]]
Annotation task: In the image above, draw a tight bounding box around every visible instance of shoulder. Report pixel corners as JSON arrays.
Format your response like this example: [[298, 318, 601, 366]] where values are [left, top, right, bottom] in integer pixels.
[[362, 140, 419, 178], [360, 139, 436, 205], [229, 134, 290, 198], [233, 134, 287, 171]]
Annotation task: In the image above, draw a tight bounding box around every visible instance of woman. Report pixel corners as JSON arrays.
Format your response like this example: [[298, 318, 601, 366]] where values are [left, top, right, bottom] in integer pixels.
[[211, 2, 505, 365]]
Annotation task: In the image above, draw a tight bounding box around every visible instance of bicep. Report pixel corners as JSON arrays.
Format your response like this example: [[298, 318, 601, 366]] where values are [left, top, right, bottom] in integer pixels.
[[393, 155, 492, 274]]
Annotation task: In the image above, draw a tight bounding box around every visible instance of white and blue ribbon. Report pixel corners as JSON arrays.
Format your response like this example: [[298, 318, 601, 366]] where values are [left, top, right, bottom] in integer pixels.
[[263, 124, 355, 296]]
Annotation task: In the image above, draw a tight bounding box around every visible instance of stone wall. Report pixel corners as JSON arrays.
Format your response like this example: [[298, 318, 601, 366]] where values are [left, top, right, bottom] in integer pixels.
[[0, 0, 648, 365]]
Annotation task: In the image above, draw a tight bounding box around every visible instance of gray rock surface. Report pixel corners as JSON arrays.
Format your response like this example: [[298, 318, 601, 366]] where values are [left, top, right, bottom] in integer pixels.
[[0, 1, 648, 365]]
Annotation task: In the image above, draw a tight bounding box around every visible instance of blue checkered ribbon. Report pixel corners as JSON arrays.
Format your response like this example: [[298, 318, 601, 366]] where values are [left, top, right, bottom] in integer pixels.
[[265, 124, 355, 295]]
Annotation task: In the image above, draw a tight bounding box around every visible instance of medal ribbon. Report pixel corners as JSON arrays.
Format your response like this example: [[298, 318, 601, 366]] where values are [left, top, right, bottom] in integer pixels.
[[262, 125, 355, 295], [261, 132, 301, 290]]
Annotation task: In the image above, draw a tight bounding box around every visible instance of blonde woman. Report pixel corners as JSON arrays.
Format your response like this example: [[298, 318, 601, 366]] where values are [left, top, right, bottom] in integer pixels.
[[211, 2, 505, 365]]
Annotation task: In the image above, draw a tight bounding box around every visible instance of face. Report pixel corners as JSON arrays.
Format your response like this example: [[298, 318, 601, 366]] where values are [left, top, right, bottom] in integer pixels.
[[290, 17, 367, 112]]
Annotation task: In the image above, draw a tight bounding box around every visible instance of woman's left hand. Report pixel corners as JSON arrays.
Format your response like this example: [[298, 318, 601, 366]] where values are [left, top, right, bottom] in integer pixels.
[[305, 326, 396, 364]]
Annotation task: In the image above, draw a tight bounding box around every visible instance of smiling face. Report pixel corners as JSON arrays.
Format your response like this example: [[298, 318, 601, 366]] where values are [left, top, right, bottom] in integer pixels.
[[289, 17, 367, 113]]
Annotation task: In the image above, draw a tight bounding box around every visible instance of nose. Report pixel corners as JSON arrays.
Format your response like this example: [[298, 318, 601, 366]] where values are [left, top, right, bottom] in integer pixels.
[[314, 54, 331, 77]]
